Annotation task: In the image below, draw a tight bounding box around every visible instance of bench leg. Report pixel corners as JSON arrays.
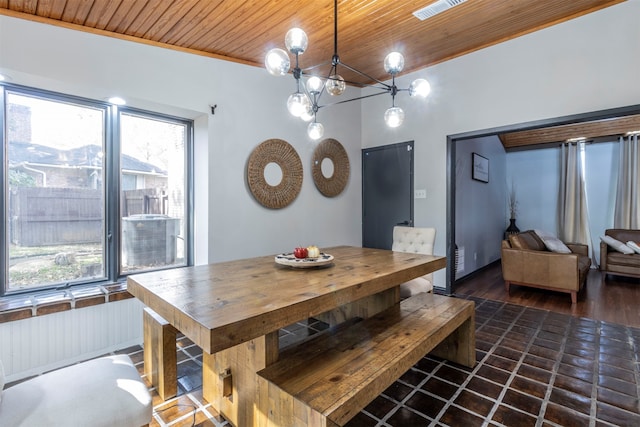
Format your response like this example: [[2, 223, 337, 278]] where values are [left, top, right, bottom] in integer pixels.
[[143, 307, 178, 401], [430, 312, 475, 368]]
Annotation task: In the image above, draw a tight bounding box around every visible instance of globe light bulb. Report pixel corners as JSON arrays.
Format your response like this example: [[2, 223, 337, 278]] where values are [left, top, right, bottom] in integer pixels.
[[409, 78, 431, 98], [384, 106, 404, 128], [384, 52, 405, 75], [285, 28, 308, 54], [325, 74, 346, 96], [308, 122, 324, 140], [306, 76, 323, 94], [265, 48, 290, 76], [287, 92, 310, 117], [300, 105, 315, 122]]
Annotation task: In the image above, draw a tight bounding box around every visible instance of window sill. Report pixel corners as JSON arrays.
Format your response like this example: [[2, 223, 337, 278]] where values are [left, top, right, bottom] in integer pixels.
[[0, 283, 134, 323]]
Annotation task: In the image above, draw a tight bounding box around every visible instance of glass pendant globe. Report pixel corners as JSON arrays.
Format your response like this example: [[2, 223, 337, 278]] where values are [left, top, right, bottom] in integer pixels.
[[306, 76, 323, 94], [300, 105, 314, 122], [287, 92, 310, 117], [384, 52, 405, 75], [409, 78, 431, 98], [325, 74, 346, 96], [308, 122, 324, 140], [285, 28, 308, 54], [265, 48, 290, 76], [384, 107, 405, 128]]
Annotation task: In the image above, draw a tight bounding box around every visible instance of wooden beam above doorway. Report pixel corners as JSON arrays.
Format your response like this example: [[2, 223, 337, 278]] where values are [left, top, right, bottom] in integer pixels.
[[499, 114, 640, 150]]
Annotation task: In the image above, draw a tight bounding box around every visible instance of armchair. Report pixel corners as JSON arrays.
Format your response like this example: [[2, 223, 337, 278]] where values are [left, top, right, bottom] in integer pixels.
[[600, 229, 640, 278], [501, 230, 591, 304]]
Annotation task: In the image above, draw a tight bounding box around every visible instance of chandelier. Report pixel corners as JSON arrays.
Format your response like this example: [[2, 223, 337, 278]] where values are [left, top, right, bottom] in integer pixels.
[[264, 0, 431, 140]]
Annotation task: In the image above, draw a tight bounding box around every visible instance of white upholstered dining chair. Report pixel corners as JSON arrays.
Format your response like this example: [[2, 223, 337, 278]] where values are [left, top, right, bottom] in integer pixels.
[[392, 226, 436, 298]]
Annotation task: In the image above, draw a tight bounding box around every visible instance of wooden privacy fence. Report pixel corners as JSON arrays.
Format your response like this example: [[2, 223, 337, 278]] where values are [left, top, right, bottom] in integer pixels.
[[10, 187, 170, 247], [10, 187, 102, 246]]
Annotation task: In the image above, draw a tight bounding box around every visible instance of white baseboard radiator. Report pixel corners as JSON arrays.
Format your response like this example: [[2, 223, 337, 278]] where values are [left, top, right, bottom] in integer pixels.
[[0, 298, 143, 382]]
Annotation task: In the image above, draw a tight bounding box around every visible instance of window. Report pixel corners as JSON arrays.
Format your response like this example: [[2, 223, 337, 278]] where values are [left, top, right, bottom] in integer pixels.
[[119, 112, 188, 274], [1, 85, 192, 295]]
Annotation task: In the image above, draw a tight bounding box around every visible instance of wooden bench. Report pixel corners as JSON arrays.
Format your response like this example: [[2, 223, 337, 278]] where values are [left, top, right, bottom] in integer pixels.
[[143, 307, 177, 401], [256, 293, 475, 426]]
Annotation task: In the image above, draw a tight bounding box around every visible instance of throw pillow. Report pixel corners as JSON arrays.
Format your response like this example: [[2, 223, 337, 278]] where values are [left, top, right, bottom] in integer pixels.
[[534, 229, 555, 239], [601, 235, 635, 254], [626, 241, 640, 254], [534, 230, 571, 253]]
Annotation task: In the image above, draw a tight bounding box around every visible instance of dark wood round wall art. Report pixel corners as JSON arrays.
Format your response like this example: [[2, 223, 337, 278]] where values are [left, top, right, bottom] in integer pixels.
[[247, 139, 302, 209], [312, 138, 350, 197]]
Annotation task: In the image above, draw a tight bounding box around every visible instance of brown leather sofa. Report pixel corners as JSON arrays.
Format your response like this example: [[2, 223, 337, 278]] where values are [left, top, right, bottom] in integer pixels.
[[501, 230, 591, 304], [600, 229, 640, 279]]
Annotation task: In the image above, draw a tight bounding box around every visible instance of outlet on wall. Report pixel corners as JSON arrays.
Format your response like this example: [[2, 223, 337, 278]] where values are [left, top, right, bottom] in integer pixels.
[[414, 189, 426, 199]]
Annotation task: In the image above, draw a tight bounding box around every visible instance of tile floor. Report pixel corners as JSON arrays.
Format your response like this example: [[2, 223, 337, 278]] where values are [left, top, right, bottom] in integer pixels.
[[120, 295, 640, 426]]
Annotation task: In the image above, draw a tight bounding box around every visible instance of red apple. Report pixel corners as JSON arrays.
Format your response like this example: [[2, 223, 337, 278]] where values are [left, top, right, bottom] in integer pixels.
[[293, 247, 308, 259]]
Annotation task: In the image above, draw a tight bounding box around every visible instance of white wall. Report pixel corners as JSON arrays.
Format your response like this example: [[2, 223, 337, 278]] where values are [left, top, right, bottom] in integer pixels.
[[361, 0, 640, 286], [506, 149, 560, 235], [454, 136, 506, 279], [205, 62, 363, 262]]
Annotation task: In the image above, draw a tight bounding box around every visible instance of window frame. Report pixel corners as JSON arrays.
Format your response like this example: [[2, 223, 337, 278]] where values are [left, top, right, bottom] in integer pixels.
[[0, 83, 194, 296]]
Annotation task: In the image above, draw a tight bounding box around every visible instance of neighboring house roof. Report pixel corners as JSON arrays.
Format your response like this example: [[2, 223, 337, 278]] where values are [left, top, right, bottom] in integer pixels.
[[8, 141, 166, 175]]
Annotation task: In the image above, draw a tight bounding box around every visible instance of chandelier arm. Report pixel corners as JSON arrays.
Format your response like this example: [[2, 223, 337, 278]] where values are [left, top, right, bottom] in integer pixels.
[[339, 79, 389, 90], [316, 84, 328, 102], [299, 79, 322, 113], [323, 63, 338, 80], [301, 60, 333, 73], [317, 90, 390, 108], [337, 61, 392, 89], [316, 63, 338, 100]]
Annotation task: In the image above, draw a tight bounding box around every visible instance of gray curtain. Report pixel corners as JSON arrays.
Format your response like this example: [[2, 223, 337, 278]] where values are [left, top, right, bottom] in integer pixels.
[[614, 134, 639, 228], [559, 142, 594, 259]]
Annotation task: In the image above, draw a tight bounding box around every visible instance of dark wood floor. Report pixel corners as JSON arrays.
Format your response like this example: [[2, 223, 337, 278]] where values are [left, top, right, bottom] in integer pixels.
[[453, 261, 640, 329]]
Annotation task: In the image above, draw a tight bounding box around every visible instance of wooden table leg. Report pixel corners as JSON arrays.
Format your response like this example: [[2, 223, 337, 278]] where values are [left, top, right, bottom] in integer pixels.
[[143, 307, 178, 401], [203, 331, 279, 427]]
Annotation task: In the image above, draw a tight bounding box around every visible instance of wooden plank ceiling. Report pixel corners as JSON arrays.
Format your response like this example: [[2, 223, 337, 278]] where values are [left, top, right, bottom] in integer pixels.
[[0, 0, 630, 148]]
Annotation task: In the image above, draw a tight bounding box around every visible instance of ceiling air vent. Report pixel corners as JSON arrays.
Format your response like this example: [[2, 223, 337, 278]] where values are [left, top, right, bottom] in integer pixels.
[[413, 0, 467, 21]]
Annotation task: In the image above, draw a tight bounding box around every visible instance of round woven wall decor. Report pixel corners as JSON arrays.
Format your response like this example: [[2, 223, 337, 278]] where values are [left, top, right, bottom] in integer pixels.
[[312, 138, 350, 197], [247, 139, 302, 209]]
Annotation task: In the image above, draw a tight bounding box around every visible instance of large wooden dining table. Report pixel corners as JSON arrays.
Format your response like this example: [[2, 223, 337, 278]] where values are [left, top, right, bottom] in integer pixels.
[[127, 245, 446, 426]]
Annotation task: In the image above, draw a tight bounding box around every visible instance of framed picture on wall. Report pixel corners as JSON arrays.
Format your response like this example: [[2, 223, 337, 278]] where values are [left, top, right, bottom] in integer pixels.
[[472, 152, 489, 183]]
